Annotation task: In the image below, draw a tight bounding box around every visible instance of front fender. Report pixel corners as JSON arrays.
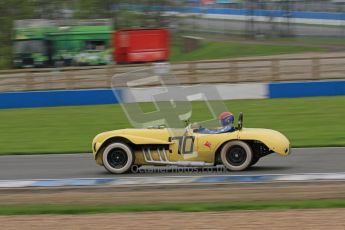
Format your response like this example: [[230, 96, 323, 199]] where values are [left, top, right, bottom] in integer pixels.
[[238, 128, 290, 156]]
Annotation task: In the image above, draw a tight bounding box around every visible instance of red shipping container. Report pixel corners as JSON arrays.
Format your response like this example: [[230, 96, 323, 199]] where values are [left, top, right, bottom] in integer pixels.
[[113, 28, 170, 64]]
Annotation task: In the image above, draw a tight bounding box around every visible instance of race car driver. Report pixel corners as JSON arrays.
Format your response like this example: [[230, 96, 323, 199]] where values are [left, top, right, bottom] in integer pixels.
[[194, 111, 235, 134]]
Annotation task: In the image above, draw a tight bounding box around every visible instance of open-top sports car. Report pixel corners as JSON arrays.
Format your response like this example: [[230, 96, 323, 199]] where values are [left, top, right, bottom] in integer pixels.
[[92, 113, 290, 174]]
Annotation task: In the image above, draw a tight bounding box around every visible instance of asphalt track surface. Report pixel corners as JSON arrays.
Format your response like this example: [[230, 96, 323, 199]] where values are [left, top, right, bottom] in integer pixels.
[[0, 147, 344, 180]]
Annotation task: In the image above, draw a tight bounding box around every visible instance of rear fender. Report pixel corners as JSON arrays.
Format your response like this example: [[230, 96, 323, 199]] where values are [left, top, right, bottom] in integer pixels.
[[93, 134, 173, 165]]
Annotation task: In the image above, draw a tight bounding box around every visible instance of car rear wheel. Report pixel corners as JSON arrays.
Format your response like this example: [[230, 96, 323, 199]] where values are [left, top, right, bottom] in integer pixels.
[[102, 143, 134, 174], [221, 141, 253, 171]]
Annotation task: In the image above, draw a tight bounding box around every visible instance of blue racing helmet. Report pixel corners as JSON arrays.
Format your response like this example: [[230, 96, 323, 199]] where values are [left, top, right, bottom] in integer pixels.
[[219, 112, 234, 126]]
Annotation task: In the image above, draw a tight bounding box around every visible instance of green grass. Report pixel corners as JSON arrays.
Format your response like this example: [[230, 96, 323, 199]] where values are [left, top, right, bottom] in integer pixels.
[[0, 96, 344, 154], [0, 199, 344, 215], [270, 37, 345, 46], [170, 40, 325, 62]]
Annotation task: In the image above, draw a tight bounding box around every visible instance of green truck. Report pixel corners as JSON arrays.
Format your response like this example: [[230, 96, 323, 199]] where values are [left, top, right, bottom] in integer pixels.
[[13, 19, 113, 68]]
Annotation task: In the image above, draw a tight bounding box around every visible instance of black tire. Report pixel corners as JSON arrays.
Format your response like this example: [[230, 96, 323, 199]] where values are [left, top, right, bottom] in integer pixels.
[[102, 143, 134, 174], [221, 141, 253, 171]]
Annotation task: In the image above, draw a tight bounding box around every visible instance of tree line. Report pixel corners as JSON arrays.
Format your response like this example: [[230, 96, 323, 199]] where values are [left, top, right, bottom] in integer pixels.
[[0, 0, 179, 69]]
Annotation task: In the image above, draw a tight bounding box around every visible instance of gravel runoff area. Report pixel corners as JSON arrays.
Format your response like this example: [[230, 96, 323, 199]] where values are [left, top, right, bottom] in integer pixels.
[[1, 182, 345, 205], [1, 209, 345, 230], [1, 182, 344, 229]]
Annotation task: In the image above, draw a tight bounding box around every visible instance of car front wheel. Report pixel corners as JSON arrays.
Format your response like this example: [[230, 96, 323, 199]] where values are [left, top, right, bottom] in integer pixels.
[[102, 143, 134, 174], [221, 141, 253, 171]]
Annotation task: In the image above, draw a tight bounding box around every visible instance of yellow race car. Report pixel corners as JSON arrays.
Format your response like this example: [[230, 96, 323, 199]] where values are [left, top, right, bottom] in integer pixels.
[[92, 113, 290, 174]]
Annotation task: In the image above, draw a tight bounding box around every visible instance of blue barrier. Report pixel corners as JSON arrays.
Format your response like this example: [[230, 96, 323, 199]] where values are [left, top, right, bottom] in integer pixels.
[[0, 89, 122, 109], [268, 80, 345, 98], [1, 81, 343, 109], [119, 4, 345, 21], [191, 7, 345, 20]]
